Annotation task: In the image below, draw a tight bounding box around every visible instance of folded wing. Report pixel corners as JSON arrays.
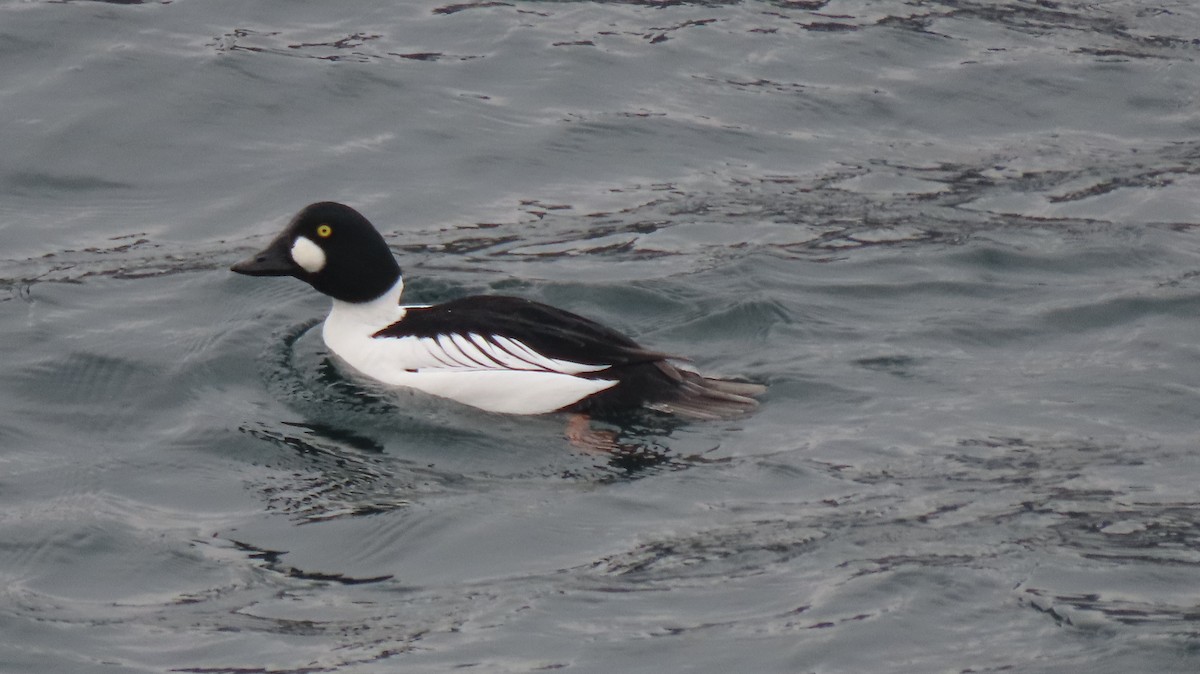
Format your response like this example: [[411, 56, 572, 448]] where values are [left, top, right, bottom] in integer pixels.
[[374, 295, 676, 376]]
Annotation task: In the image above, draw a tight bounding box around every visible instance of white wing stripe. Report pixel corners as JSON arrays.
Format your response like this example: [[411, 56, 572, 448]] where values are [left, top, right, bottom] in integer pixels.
[[492, 335, 561, 371], [380, 332, 613, 374], [451, 333, 499, 368], [468, 333, 536, 370], [492, 334, 611, 375], [435, 335, 479, 368], [418, 337, 459, 368], [488, 335, 550, 370]]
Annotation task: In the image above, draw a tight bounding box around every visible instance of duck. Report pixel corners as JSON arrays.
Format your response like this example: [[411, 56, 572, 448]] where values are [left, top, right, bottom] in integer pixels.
[[231, 201, 765, 420]]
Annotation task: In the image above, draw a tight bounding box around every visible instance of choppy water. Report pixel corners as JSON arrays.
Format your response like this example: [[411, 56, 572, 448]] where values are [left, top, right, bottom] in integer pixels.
[[3, 0, 1200, 671]]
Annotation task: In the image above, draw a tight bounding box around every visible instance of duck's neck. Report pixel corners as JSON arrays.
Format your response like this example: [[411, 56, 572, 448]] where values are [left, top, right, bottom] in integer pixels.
[[326, 276, 406, 333]]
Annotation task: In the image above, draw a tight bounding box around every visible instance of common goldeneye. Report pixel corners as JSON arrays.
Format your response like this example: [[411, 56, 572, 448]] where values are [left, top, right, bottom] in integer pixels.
[[231, 202, 764, 418]]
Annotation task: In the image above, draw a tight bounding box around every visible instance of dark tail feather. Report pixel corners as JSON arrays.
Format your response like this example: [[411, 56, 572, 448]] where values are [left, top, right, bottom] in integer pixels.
[[646, 363, 766, 420]]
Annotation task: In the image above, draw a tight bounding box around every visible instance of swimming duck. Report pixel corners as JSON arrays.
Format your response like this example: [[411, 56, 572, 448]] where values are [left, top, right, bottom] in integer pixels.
[[231, 202, 764, 419]]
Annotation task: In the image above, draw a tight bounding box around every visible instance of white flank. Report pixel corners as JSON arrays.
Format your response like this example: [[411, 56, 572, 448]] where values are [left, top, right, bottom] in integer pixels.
[[290, 236, 326, 273], [320, 280, 618, 414]]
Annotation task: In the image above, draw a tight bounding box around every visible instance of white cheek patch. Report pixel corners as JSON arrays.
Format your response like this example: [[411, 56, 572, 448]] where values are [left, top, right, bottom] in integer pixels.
[[290, 236, 326, 274]]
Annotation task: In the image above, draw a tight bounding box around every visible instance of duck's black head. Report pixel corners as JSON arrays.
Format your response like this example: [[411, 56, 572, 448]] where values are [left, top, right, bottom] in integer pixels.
[[231, 202, 402, 303]]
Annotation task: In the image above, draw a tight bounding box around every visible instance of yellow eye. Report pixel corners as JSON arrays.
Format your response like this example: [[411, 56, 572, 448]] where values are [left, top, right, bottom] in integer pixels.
[[316, 224, 332, 238]]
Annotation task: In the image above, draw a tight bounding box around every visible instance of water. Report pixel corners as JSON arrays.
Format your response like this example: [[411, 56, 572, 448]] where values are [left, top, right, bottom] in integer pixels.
[[3, 0, 1200, 671]]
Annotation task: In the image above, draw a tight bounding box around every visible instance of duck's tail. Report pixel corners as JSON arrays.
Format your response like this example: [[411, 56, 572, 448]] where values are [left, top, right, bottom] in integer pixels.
[[646, 362, 767, 420]]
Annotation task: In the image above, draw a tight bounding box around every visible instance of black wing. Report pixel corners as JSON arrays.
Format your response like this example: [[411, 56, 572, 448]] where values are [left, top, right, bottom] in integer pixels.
[[374, 295, 675, 368]]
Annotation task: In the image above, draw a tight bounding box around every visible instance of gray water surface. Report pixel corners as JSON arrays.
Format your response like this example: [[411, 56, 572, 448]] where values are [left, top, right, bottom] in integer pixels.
[[3, 1, 1200, 672]]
